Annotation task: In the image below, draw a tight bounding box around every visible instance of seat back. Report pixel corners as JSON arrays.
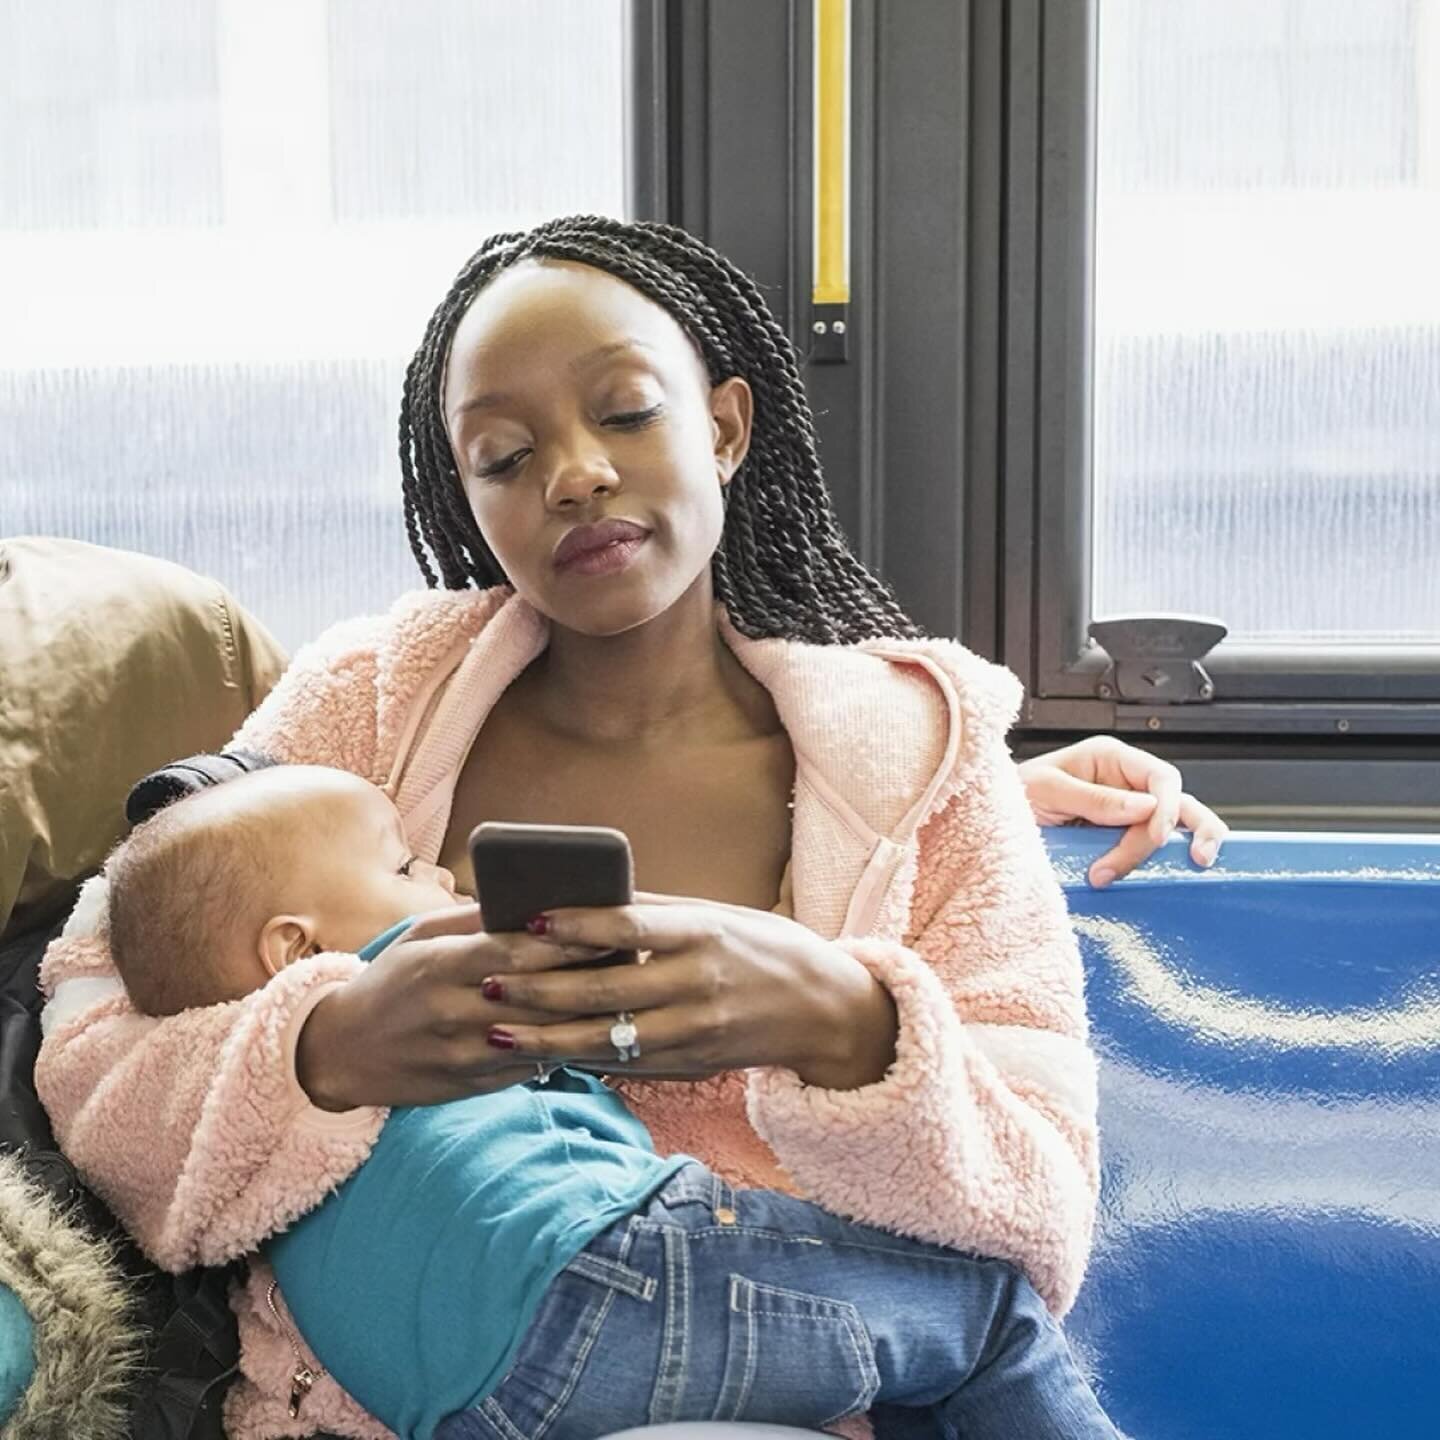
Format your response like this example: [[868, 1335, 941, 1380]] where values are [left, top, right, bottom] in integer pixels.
[[1046, 829, 1440, 1440]]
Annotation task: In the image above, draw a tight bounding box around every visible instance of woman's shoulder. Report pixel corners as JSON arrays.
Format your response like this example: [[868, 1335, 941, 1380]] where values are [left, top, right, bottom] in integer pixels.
[[857, 634, 1024, 742], [739, 630, 1024, 839], [299, 584, 512, 668], [728, 616, 1023, 749], [234, 585, 514, 774]]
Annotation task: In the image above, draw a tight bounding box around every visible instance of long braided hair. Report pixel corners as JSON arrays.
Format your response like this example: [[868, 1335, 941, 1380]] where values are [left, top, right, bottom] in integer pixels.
[[398, 214, 924, 644]]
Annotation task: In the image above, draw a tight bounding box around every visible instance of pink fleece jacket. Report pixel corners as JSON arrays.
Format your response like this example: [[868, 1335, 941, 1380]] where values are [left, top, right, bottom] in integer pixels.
[[36, 586, 1098, 1440]]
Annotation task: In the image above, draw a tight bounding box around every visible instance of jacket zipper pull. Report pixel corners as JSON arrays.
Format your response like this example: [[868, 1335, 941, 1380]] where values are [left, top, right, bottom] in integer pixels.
[[267, 1278, 328, 1418], [288, 1363, 318, 1418]]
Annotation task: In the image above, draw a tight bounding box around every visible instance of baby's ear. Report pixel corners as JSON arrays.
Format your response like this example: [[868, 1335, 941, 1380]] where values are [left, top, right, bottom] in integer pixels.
[[257, 915, 321, 977]]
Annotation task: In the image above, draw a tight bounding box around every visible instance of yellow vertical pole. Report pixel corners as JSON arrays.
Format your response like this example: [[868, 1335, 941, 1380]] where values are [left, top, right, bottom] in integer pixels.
[[814, 0, 850, 303], [812, 0, 850, 359]]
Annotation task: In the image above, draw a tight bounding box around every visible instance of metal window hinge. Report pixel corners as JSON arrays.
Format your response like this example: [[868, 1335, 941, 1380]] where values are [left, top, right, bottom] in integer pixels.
[[1088, 615, 1227, 704]]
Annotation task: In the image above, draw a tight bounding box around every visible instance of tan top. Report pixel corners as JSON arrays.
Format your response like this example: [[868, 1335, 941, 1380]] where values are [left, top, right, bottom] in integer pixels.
[[1, 537, 287, 940]]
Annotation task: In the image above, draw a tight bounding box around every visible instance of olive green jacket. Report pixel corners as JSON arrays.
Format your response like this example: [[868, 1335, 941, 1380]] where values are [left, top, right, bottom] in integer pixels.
[[0, 537, 287, 941]]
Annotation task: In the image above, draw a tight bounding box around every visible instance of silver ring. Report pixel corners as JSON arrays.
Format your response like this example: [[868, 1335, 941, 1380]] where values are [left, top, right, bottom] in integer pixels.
[[609, 1011, 640, 1064]]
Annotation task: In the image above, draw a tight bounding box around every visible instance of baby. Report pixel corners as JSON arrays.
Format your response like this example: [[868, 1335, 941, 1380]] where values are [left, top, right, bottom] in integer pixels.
[[106, 763, 461, 1016], [106, 764, 1118, 1440]]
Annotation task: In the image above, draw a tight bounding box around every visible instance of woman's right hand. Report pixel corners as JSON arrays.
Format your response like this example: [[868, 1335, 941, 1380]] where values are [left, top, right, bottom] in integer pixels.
[[295, 903, 602, 1110]]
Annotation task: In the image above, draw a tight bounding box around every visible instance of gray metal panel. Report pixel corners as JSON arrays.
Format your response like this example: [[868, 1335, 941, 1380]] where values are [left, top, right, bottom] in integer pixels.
[[866, 0, 972, 638], [999, 0, 1097, 700], [1031, 0, 1097, 693], [1176, 757, 1440, 829], [700, 3, 795, 302], [625, 0, 667, 221], [960, 0, 1006, 662], [1001, 0, 1043, 682], [676, 0, 713, 237]]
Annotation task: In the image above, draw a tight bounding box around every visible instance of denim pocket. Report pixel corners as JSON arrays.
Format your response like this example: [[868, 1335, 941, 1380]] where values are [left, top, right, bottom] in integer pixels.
[[713, 1274, 881, 1428], [479, 1251, 654, 1440]]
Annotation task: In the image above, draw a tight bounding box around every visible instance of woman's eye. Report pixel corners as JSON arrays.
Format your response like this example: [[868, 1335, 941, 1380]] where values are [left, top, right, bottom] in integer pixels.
[[478, 448, 529, 479], [603, 405, 662, 430]]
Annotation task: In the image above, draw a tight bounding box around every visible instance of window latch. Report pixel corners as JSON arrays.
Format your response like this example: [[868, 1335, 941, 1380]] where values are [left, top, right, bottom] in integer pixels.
[[1088, 615, 1227, 704]]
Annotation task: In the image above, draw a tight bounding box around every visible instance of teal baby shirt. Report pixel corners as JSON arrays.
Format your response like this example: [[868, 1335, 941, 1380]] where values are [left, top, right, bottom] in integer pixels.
[[267, 922, 687, 1440]]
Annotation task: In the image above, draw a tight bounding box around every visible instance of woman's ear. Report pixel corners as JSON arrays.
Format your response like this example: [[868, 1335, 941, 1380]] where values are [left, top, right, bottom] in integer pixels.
[[710, 376, 753, 484], [257, 915, 321, 978]]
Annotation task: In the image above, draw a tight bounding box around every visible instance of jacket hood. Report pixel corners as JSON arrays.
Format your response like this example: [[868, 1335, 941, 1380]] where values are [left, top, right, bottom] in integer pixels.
[[715, 607, 1023, 848]]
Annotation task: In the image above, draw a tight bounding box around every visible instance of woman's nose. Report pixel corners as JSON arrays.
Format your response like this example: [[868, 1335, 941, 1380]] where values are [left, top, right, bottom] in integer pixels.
[[542, 435, 621, 508]]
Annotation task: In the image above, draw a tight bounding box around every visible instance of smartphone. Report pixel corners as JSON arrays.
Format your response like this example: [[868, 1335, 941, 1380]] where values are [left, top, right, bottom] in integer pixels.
[[469, 821, 635, 967]]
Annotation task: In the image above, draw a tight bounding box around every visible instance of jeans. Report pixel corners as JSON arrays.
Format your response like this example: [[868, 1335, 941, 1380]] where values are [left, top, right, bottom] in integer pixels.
[[435, 1163, 1119, 1440]]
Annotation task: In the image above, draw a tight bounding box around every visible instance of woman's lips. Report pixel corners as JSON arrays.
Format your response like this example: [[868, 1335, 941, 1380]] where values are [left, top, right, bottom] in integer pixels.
[[554, 534, 649, 576], [552, 517, 650, 567]]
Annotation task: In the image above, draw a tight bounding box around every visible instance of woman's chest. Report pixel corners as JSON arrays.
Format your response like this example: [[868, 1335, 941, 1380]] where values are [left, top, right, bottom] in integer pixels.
[[438, 716, 797, 912]]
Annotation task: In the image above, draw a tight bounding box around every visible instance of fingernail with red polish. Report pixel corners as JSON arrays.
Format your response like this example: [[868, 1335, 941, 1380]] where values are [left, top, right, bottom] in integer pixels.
[[487, 1028, 517, 1051], [525, 914, 552, 936], [481, 978, 505, 1002]]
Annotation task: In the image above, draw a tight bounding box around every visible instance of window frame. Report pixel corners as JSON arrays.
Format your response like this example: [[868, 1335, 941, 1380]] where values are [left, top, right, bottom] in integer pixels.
[[1001, 0, 1440, 738]]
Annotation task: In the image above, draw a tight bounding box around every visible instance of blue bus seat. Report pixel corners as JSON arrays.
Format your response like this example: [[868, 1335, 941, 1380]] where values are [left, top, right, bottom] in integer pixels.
[[1048, 828, 1440, 1440]]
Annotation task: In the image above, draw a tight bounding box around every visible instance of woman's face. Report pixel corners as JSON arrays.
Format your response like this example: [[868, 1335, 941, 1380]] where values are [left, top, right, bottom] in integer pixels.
[[442, 260, 752, 635]]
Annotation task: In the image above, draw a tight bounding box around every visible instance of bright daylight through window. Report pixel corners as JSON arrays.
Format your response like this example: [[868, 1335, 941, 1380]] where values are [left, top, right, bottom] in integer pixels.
[[1, 0, 627, 649], [1091, 0, 1440, 645]]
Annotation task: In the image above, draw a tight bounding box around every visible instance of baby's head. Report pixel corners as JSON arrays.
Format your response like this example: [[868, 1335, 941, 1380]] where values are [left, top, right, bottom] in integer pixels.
[[107, 765, 458, 1016]]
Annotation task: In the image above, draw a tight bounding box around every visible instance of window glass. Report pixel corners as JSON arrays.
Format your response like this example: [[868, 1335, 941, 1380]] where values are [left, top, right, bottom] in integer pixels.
[[1092, 0, 1440, 644], [1, 0, 627, 651]]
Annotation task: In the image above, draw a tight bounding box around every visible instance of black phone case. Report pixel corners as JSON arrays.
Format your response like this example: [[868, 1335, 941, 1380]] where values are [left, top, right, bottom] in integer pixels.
[[469, 822, 634, 935]]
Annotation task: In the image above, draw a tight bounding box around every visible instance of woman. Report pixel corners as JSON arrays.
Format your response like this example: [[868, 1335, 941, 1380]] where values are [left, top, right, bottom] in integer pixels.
[[37, 216, 1225, 1440]]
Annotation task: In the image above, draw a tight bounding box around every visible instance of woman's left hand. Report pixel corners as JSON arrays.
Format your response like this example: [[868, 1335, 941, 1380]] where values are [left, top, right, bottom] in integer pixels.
[[478, 893, 898, 1091], [1017, 735, 1229, 887]]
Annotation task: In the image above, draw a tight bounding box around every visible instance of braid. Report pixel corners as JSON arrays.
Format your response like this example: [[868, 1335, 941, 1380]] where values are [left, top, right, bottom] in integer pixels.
[[397, 215, 925, 644]]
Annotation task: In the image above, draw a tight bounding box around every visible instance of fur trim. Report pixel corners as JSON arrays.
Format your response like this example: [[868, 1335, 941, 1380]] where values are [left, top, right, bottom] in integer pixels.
[[38, 876, 112, 996], [60, 874, 109, 943], [37, 977, 126, 1041], [0, 1150, 141, 1440]]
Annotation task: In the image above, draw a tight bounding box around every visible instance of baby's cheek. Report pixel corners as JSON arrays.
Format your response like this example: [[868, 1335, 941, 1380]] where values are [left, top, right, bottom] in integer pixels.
[[413, 881, 463, 914]]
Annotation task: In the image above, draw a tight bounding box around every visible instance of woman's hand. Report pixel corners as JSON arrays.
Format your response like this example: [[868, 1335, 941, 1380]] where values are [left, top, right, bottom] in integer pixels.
[[295, 904, 610, 1111], [1017, 736, 1229, 887], [475, 893, 899, 1093]]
